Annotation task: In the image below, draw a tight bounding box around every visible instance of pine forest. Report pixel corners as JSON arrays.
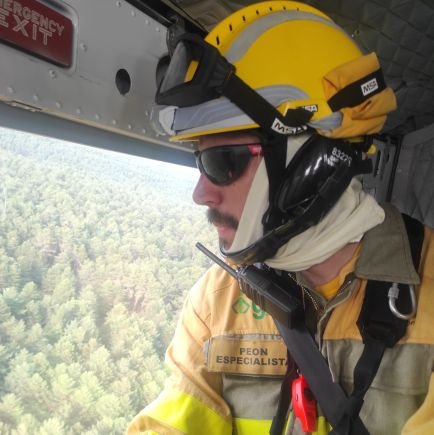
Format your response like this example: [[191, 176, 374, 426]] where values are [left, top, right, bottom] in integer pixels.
[[0, 127, 216, 434]]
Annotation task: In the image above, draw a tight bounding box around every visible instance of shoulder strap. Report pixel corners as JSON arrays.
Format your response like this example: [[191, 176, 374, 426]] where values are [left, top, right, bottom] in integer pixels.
[[402, 213, 425, 267], [273, 319, 370, 435], [331, 213, 424, 435]]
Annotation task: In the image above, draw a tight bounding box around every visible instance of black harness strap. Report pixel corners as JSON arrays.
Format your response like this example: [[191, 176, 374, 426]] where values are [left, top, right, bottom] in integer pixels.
[[270, 351, 298, 435], [331, 214, 424, 435], [273, 319, 369, 435], [402, 213, 425, 268]]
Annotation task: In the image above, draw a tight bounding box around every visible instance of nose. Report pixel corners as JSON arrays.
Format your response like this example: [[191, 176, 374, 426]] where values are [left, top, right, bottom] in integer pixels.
[[192, 173, 222, 207]]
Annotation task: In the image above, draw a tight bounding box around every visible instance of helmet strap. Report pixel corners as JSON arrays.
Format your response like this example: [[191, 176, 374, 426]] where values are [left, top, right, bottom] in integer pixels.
[[353, 135, 375, 153], [223, 73, 312, 135], [261, 134, 291, 233]]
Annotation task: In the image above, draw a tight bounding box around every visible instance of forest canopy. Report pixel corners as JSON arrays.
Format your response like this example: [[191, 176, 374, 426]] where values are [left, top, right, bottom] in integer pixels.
[[0, 127, 216, 434]]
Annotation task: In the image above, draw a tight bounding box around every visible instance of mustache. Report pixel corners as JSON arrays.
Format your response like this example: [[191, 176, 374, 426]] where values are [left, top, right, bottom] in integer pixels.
[[207, 209, 239, 230]]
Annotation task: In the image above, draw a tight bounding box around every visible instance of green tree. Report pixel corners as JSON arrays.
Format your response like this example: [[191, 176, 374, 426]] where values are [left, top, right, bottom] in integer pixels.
[[0, 127, 215, 433]]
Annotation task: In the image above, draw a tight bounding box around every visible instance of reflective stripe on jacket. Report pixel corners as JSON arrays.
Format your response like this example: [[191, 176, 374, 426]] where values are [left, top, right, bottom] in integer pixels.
[[127, 205, 434, 434]]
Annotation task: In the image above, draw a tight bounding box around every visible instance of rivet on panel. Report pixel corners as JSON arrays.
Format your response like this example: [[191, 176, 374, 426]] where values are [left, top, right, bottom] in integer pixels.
[[156, 27, 160, 32], [144, 110, 149, 117], [7, 86, 14, 94], [127, 124, 132, 130], [33, 94, 39, 102], [76, 108, 82, 114], [55, 102, 62, 109], [95, 114, 100, 120], [145, 19, 149, 25], [142, 128, 147, 134], [131, 10, 136, 17], [49, 70, 57, 78], [115, 1, 121, 7], [79, 42, 88, 52], [111, 120, 117, 126]]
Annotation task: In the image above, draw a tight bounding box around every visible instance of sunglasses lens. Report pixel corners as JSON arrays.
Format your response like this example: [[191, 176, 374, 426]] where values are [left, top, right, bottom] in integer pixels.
[[197, 145, 254, 185]]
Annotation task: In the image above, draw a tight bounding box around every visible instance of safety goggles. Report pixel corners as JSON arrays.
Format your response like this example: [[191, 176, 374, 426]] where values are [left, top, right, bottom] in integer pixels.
[[194, 143, 262, 186], [155, 33, 312, 135], [157, 33, 233, 107]]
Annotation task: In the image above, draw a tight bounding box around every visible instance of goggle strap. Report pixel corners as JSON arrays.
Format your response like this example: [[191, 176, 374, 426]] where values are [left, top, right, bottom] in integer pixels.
[[327, 69, 386, 112], [223, 73, 312, 135]]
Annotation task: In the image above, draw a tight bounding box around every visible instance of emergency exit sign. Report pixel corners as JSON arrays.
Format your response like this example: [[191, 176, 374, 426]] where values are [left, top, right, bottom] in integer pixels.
[[0, 0, 74, 67]]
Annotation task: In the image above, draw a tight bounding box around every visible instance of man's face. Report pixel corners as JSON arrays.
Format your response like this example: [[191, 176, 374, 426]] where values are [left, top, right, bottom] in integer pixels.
[[192, 130, 263, 249]]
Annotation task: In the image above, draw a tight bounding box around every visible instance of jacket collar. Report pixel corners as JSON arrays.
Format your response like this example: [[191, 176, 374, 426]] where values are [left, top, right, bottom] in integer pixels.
[[355, 204, 420, 285]]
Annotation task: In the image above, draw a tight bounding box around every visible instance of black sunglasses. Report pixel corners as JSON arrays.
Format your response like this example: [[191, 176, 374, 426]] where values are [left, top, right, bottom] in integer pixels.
[[194, 143, 263, 186]]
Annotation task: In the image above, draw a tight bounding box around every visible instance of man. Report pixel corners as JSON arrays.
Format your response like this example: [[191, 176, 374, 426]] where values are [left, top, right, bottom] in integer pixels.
[[128, 1, 434, 434]]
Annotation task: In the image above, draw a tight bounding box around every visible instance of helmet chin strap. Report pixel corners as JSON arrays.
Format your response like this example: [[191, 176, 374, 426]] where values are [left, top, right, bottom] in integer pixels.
[[261, 133, 308, 233]]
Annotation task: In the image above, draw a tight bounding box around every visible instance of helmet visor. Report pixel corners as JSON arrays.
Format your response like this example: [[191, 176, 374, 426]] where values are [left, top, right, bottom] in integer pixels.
[[158, 41, 195, 94], [156, 33, 234, 107]]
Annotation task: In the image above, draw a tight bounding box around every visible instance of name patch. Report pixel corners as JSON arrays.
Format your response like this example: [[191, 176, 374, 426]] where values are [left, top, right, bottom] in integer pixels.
[[207, 336, 288, 376]]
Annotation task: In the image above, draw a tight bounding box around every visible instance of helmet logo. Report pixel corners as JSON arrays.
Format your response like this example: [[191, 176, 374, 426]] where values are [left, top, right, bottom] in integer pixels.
[[361, 78, 379, 96], [271, 118, 308, 135], [329, 147, 352, 166], [301, 104, 318, 113]]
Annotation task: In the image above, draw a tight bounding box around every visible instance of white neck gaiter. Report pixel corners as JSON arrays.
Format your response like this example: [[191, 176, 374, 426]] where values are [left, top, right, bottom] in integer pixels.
[[223, 136, 385, 271]]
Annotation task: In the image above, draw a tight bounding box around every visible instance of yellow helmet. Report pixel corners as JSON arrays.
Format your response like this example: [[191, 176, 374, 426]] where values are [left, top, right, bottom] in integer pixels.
[[156, 1, 396, 142]]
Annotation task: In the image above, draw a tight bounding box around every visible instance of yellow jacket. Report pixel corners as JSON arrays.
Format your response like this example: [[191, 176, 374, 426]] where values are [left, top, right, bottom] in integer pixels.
[[127, 206, 434, 435]]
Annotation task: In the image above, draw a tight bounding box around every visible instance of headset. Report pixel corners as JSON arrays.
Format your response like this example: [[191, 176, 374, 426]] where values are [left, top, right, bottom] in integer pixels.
[[225, 134, 373, 263]]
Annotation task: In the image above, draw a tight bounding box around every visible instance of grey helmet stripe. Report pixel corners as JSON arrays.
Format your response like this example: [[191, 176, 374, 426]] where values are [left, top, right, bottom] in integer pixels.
[[174, 112, 342, 137], [171, 85, 342, 135], [173, 85, 308, 131]]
